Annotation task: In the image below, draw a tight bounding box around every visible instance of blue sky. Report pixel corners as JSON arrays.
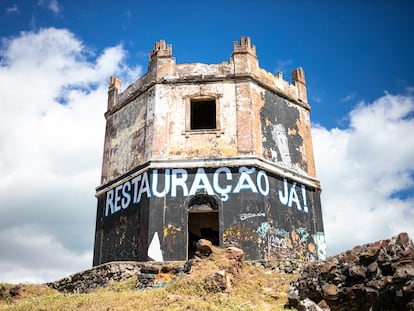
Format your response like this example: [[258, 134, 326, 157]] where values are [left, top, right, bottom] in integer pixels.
[[3, 1, 413, 127], [0, 0, 413, 283]]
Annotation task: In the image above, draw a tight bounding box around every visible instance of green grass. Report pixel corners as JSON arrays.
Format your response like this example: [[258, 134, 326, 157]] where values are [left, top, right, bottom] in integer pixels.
[[0, 249, 297, 310]]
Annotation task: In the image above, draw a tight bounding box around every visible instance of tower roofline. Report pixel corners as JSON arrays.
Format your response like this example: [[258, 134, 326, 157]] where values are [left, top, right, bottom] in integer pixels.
[[107, 37, 309, 115]]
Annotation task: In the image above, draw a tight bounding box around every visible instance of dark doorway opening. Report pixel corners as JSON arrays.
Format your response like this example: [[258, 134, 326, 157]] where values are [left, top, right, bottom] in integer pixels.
[[187, 195, 219, 259]]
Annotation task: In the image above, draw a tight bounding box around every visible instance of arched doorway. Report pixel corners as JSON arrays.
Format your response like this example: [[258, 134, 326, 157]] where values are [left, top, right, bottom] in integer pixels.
[[187, 194, 219, 259]]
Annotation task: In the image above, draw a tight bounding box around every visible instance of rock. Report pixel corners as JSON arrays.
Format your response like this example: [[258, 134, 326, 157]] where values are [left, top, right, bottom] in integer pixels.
[[317, 299, 331, 311], [9, 286, 21, 297], [298, 298, 326, 311], [359, 243, 381, 264], [226, 246, 244, 260], [289, 233, 414, 311], [367, 261, 378, 274], [393, 264, 414, 280], [348, 264, 366, 280], [0, 286, 6, 298], [140, 264, 160, 274], [287, 288, 300, 307], [196, 239, 213, 257], [208, 270, 232, 292], [320, 261, 336, 274], [322, 284, 337, 299], [46, 261, 184, 293], [394, 232, 412, 248], [284, 261, 293, 273], [183, 260, 192, 273], [166, 294, 182, 303]]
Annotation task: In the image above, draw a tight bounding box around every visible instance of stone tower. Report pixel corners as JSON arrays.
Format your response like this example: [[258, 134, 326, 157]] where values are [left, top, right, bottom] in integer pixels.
[[93, 37, 325, 266]]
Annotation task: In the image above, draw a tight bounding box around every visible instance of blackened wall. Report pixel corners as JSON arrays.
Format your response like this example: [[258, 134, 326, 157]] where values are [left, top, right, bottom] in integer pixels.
[[261, 91, 311, 173], [93, 194, 150, 266], [93, 164, 325, 265]]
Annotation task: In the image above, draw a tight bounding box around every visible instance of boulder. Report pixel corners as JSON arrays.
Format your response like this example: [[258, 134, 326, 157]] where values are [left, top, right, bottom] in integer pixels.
[[288, 233, 414, 311], [196, 239, 214, 257]]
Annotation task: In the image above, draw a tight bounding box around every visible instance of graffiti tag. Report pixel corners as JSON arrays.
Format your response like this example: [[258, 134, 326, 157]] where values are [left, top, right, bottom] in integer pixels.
[[240, 212, 266, 221]]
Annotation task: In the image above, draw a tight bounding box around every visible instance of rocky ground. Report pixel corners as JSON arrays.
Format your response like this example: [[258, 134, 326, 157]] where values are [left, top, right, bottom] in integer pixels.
[[2, 234, 413, 310], [288, 232, 414, 311]]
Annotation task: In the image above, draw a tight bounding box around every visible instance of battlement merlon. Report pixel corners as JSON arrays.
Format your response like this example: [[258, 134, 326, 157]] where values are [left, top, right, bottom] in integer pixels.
[[150, 40, 173, 59], [233, 36, 257, 56], [107, 76, 121, 111], [231, 36, 259, 75], [148, 40, 176, 81], [107, 37, 310, 115], [291, 67, 307, 103]]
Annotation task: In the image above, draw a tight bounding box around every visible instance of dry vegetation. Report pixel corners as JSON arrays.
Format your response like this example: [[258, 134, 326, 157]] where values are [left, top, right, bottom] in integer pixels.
[[0, 247, 298, 311]]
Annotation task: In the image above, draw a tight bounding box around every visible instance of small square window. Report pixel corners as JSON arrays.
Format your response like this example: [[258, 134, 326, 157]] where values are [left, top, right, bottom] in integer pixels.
[[190, 99, 216, 130]]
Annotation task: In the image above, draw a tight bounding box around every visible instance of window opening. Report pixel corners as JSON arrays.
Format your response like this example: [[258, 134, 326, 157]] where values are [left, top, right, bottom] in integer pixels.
[[190, 99, 216, 130]]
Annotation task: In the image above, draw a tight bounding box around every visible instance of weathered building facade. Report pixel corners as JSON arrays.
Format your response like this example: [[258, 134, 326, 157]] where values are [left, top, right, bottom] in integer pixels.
[[93, 37, 325, 266]]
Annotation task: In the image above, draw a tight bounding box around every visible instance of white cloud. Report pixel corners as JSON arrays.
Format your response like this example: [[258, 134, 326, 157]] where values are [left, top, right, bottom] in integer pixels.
[[0, 28, 142, 283], [312, 92, 414, 255], [274, 59, 292, 77], [5, 4, 20, 14], [0, 225, 92, 283], [1, 26, 413, 284], [37, 0, 62, 15], [339, 92, 357, 103]]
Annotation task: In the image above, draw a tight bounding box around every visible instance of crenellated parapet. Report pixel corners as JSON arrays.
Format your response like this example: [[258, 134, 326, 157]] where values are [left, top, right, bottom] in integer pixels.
[[108, 37, 310, 115], [107, 76, 121, 111], [291, 67, 307, 103], [148, 40, 176, 81], [150, 40, 172, 59], [233, 36, 257, 56]]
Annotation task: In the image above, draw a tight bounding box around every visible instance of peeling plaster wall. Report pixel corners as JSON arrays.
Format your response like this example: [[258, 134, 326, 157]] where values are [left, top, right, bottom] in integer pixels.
[[102, 78, 315, 171], [99, 38, 315, 185], [166, 82, 238, 159], [260, 91, 315, 176], [94, 37, 323, 265], [101, 91, 150, 184]]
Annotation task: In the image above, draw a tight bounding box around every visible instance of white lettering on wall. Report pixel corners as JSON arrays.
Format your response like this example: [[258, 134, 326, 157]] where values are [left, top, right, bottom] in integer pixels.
[[301, 184, 309, 213], [278, 178, 308, 213], [234, 167, 258, 193], [137, 172, 151, 202], [131, 175, 142, 203], [171, 168, 188, 197], [152, 169, 171, 197], [213, 167, 232, 201], [256, 170, 269, 196], [278, 178, 289, 205], [105, 189, 114, 217], [189, 168, 215, 196], [121, 181, 131, 209], [114, 184, 122, 213], [102, 168, 310, 217]]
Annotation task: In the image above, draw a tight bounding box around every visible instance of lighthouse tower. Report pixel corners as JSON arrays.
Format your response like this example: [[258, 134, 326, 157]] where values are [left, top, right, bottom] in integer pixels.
[[93, 37, 325, 265]]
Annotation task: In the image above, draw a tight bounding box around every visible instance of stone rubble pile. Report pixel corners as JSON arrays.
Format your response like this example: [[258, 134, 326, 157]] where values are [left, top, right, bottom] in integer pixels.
[[199, 240, 245, 292], [47, 239, 304, 295], [288, 232, 414, 311], [135, 261, 191, 290], [47, 261, 183, 293], [0, 285, 21, 299], [248, 259, 305, 274]]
